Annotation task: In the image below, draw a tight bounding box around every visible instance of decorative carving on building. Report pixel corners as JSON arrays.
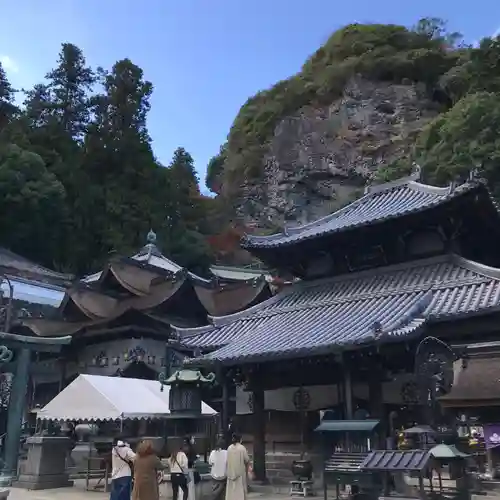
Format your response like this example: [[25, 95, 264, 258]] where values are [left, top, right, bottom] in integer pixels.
[[0, 346, 13, 363], [124, 345, 146, 363]]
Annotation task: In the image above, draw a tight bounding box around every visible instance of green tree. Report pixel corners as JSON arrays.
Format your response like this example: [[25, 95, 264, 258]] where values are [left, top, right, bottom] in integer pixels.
[[0, 62, 17, 132], [440, 36, 500, 103], [415, 92, 500, 194], [44, 43, 95, 140], [206, 145, 227, 193], [166, 147, 200, 227], [20, 44, 97, 273], [84, 59, 161, 258], [0, 145, 66, 266]]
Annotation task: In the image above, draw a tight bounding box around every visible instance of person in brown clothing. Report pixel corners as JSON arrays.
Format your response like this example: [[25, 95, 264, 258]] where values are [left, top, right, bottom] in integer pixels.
[[132, 440, 165, 500]]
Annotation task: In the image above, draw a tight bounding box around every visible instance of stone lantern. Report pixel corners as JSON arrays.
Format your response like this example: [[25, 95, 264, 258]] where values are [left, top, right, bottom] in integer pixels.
[[161, 369, 215, 415]]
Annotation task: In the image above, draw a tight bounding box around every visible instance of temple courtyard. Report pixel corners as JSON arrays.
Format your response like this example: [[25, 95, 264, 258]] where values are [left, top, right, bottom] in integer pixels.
[[6, 485, 277, 500], [7, 482, 500, 500]]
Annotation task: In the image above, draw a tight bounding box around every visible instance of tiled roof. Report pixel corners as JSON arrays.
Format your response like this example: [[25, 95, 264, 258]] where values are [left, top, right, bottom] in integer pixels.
[[360, 450, 430, 472], [179, 254, 500, 365], [242, 177, 483, 249], [0, 247, 72, 281]]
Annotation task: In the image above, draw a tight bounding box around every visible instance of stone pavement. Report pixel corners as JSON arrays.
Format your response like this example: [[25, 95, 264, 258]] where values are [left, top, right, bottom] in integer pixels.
[[7, 481, 282, 500], [8, 482, 500, 500]]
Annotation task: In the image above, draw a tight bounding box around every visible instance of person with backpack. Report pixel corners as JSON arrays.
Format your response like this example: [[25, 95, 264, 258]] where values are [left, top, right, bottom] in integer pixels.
[[111, 437, 136, 500]]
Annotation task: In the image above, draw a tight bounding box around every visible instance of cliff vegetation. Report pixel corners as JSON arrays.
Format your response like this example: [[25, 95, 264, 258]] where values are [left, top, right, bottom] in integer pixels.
[[206, 19, 500, 227]]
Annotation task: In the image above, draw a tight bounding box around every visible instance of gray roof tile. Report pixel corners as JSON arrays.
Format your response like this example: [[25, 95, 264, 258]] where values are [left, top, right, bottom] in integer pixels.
[[242, 179, 482, 249], [360, 450, 430, 472], [179, 255, 500, 365]]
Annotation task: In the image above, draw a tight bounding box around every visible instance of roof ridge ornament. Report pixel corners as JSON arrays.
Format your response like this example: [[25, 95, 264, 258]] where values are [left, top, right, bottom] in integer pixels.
[[146, 229, 157, 245], [372, 320, 383, 339], [137, 228, 162, 257], [468, 167, 486, 184], [410, 162, 422, 181]]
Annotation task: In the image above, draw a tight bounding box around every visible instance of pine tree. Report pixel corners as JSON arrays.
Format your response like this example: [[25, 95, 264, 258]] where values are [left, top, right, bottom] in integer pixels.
[[0, 62, 17, 131], [84, 59, 160, 256]]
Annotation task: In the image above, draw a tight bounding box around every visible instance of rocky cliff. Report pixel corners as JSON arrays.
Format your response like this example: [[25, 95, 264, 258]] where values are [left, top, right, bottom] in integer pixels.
[[207, 20, 500, 234], [237, 77, 439, 227]]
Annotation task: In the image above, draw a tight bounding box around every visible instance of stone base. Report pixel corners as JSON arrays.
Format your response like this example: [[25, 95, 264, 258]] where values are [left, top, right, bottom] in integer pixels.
[[13, 436, 73, 490], [0, 488, 9, 499], [13, 474, 73, 490]]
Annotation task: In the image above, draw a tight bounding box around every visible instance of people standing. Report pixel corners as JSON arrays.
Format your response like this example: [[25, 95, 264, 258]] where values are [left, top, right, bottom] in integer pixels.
[[110, 438, 136, 500], [132, 440, 165, 500], [225, 434, 250, 500], [168, 445, 189, 500], [209, 440, 227, 500], [183, 436, 199, 500]]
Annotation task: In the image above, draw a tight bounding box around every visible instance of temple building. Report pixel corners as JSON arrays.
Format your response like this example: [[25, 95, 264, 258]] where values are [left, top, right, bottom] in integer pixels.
[[15, 230, 274, 408], [177, 168, 500, 480], [0, 247, 70, 323]]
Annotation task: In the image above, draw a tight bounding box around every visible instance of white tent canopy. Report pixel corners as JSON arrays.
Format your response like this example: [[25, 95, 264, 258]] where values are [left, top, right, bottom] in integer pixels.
[[36, 374, 217, 422]]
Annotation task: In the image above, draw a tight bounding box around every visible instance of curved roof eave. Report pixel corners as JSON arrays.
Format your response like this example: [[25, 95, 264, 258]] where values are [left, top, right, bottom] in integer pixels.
[[241, 176, 488, 249]]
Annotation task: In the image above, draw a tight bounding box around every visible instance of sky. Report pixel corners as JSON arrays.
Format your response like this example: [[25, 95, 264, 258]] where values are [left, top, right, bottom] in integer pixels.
[[1, 1, 500, 192]]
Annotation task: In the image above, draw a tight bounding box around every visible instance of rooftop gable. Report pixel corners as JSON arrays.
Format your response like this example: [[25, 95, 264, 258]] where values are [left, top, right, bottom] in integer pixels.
[[242, 170, 488, 250]]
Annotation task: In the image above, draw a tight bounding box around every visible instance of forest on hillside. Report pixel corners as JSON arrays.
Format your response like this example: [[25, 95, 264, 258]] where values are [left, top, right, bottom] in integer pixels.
[[206, 19, 500, 199], [2, 18, 500, 277], [0, 45, 215, 276]]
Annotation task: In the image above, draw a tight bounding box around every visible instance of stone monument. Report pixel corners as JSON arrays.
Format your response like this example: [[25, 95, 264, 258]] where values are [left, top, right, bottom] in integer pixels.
[[14, 436, 74, 490]]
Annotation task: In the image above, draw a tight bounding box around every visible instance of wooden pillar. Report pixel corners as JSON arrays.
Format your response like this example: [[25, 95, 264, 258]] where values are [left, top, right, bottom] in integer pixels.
[[252, 384, 267, 482], [221, 370, 230, 446], [368, 367, 385, 447], [3, 347, 30, 478], [58, 359, 66, 392], [343, 359, 353, 419]]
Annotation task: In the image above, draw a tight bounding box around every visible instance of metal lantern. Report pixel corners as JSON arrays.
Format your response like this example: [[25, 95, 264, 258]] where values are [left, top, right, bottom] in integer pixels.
[[160, 369, 215, 415]]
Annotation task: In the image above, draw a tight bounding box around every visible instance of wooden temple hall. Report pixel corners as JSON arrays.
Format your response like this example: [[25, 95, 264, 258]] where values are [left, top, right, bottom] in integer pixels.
[[15, 230, 275, 408], [176, 168, 500, 481]]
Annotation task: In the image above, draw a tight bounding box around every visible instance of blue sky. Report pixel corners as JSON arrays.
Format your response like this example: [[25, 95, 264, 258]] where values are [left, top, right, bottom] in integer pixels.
[[1, 1, 499, 191]]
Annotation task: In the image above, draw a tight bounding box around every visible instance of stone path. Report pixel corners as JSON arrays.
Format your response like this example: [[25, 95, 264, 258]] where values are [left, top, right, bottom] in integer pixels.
[[8, 482, 500, 500], [7, 481, 276, 500]]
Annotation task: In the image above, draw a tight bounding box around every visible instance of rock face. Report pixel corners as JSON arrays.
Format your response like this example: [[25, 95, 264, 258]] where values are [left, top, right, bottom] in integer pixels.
[[234, 77, 440, 228]]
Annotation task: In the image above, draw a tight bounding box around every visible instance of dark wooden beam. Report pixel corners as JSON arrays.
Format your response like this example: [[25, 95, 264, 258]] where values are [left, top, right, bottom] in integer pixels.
[[252, 383, 266, 482]]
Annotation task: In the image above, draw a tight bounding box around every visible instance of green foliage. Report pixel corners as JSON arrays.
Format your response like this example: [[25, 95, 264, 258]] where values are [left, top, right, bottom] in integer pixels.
[[205, 145, 227, 192], [222, 18, 461, 184], [0, 62, 18, 131], [415, 92, 500, 193], [373, 36, 500, 193], [0, 44, 213, 275], [440, 36, 500, 103], [0, 145, 66, 266]]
